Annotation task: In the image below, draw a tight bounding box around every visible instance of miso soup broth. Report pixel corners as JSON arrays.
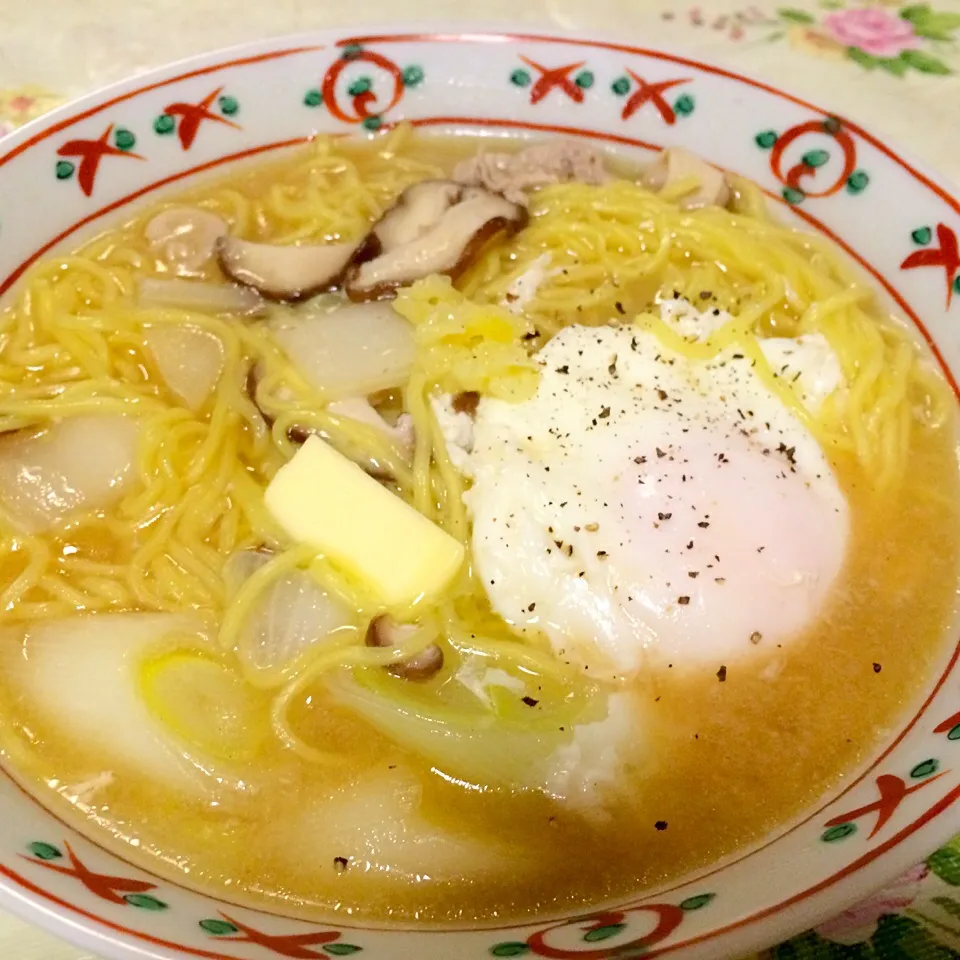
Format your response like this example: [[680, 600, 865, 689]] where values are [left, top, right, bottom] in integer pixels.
[[0, 129, 956, 925]]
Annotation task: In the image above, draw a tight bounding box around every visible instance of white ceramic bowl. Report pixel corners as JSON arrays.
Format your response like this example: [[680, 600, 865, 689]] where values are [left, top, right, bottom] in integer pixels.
[[0, 25, 958, 960]]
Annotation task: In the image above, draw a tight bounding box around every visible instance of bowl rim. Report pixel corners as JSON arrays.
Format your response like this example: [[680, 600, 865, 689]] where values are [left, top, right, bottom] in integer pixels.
[[0, 22, 957, 960]]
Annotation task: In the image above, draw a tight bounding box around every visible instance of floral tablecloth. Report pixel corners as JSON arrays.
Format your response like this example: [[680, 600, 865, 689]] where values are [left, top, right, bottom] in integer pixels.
[[1, 1, 959, 958]]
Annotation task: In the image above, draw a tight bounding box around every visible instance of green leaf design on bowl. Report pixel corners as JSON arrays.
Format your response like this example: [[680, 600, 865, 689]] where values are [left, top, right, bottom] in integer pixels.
[[846, 170, 869, 194], [200, 918, 240, 935], [27, 842, 61, 860], [910, 758, 939, 779], [583, 923, 625, 942], [680, 892, 715, 911], [124, 893, 167, 911], [113, 128, 136, 151], [490, 943, 530, 957], [821, 822, 857, 843]]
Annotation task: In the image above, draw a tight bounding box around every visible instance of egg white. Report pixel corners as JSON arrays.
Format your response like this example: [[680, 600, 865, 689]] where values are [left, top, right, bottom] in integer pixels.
[[448, 306, 850, 679]]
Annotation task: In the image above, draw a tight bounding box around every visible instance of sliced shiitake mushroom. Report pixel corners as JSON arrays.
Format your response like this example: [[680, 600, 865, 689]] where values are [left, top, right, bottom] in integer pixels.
[[345, 180, 527, 302], [145, 207, 227, 276], [217, 237, 358, 302], [326, 397, 414, 455], [372, 179, 463, 251], [641, 147, 731, 210], [365, 615, 444, 681], [245, 367, 408, 482]]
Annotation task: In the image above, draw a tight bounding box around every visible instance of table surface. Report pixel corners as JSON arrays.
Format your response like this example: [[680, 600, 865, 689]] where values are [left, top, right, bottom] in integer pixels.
[[2, 1, 960, 958]]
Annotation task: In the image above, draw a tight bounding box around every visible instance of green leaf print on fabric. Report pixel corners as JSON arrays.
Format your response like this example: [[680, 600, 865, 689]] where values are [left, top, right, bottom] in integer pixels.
[[900, 5, 960, 41], [927, 836, 960, 885]]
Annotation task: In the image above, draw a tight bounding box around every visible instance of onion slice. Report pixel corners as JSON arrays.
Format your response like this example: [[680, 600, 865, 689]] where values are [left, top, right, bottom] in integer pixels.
[[222, 550, 357, 683], [145, 325, 225, 411], [138, 277, 265, 317]]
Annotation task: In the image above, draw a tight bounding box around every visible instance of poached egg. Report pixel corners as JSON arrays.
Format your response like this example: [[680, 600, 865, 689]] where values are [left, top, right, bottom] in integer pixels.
[[442, 304, 850, 679]]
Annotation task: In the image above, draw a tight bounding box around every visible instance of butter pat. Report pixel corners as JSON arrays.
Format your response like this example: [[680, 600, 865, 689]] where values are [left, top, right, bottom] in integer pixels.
[[264, 435, 464, 607]]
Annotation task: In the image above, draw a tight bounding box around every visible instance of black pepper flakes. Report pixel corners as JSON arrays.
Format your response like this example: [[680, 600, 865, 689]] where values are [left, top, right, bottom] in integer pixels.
[[333, 856, 349, 873], [677, 595, 690, 605], [717, 665, 727, 682], [598, 406, 611, 419], [522, 696, 540, 707], [654, 820, 668, 831], [750, 631, 762, 644], [872, 662, 882, 673]]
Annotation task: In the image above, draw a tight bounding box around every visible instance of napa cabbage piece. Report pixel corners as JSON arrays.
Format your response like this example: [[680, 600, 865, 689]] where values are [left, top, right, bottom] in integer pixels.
[[268, 300, 416, 401], [0, 416, 140, 534], [328, 657, 640, 801], [264, 766, 520, 884], [393, 276, 539, 401]]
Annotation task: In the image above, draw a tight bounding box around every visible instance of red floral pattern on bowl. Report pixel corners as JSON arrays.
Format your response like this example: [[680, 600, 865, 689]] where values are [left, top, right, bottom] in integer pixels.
[[0, 24, 957, 960]]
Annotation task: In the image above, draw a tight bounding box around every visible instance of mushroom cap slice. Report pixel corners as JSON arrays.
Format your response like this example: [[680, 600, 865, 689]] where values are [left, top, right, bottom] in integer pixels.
[[641, 147, 731, 210], [365, 615, 444, 682], [217, 237, 357, 302], [371, 180, 463, 252], [145, 207, 228, 277], [346, 182, 527, 302], [326, 397, 415, 455]]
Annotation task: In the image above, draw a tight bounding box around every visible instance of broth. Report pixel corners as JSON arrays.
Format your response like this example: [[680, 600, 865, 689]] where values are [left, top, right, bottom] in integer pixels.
[[0, 132, 956, 925]]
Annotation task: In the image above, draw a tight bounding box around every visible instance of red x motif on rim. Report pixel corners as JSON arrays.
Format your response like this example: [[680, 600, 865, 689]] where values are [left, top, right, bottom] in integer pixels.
[[935, 709, 960, 734], [210, 914, 344, 958], [519, 56, 588, 105], [162, 86, 240, 151], [22, 841, 157, 904], [824, 772, 946, 840], [901, 223, 960, 308], [56, 125, 145, 197], [621, 71, 691, 125]]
